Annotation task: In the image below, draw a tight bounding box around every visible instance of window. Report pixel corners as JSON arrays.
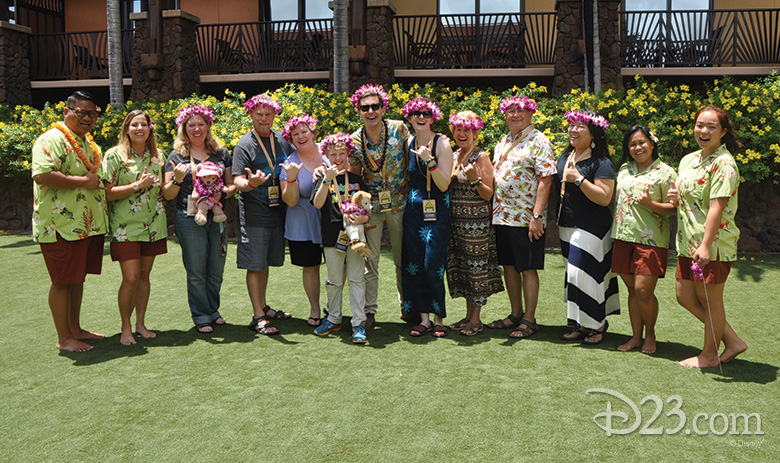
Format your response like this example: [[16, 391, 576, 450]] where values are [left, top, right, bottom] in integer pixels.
[[439, 0, 523, 15], [270, 0, 332, 21]]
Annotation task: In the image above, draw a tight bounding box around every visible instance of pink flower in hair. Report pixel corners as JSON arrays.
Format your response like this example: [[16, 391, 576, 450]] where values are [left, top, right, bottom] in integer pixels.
[[320, 133, 355, 157], [565, 110, 610, 130], [244, 94, 282, 115], [449, 113, 484, 131], [176, 105, 214, 127], [351, 84, 390, 111], [282, 113, 318, 142], [401, 98, 442, 122], [499, 96, 537, 115]]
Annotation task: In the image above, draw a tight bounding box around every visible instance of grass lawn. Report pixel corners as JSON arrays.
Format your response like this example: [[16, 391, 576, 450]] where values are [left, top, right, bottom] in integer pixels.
[[1, 232, 776, 462]]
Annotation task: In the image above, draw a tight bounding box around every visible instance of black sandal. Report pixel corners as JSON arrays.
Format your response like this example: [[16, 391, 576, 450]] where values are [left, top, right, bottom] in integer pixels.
[[583, 321, 608, 345]]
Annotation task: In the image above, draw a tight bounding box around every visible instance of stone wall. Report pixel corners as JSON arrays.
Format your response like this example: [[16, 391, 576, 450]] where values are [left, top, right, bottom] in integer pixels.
[[350, 0, 396, 91], [598, 0, 621, 91], [0, 21, 32, 106], [130, 10, 200, 101]]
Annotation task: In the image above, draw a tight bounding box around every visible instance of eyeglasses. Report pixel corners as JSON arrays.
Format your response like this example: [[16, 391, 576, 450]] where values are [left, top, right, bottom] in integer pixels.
[[410, 111, 432, 119], [67, 107, 100, 119], [359, 103, 382, 112]]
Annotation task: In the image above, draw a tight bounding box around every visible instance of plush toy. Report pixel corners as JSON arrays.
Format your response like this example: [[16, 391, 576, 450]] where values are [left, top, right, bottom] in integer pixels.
[[191, 161, 228, 225], [340, 190, 372, 257]]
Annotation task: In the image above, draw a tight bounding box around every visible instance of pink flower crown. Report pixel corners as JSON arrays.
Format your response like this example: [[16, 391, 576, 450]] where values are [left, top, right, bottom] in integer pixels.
[[499, 96, 537, 114], [565, 110, 610, 130], [282, 113, 318, 142], [244, 94, 282, 115], [448, 113, 484, 131], [176, 105, 214, 127], [401, 98, 442, 122], [351, 84, 389, 111], [319, 133, 355, 157]]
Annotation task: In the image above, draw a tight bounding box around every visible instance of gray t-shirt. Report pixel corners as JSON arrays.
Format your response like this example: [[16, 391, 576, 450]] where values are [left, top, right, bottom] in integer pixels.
[[232, 129, 293, 227]]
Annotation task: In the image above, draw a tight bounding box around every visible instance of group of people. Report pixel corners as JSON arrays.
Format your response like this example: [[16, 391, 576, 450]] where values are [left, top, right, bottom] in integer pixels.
[[31, 86, 747, 368]]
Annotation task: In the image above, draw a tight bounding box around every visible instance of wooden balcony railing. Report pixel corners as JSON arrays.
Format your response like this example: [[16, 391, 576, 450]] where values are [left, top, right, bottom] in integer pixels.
[[622, 8, 780, 67], [196, 19, 333, 74], [394, 13, 557, 69], [29, 30, 134, 80]]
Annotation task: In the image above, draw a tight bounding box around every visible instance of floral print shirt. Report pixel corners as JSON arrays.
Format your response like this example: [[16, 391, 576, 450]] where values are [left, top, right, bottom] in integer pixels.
[[101, 146, 168, 243], [675, 144, 740, 261], [350, 119, 410, 213], [31, 127, 108, 243], [612, 158, 677, 248], [492, 126, 556, 227]]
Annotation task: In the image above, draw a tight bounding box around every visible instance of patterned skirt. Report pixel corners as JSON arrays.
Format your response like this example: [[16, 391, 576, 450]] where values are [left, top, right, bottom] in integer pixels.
[[559, 226, 620, 329], [446, 179, 504, 306]]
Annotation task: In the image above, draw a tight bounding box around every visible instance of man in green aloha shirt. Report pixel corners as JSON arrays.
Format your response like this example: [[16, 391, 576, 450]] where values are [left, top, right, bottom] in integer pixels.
[[31, 91, 108, 352]]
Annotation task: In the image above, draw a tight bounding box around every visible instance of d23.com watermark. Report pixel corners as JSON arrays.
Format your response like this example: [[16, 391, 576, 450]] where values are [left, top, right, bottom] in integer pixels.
[[586, 388, 765, 437]]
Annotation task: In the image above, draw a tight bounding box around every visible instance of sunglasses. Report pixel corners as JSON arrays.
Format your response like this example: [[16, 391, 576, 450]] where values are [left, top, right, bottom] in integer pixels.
[[410, 111, 432, 119], [67, 107, 101, 119], [359, 103, 382, 112]]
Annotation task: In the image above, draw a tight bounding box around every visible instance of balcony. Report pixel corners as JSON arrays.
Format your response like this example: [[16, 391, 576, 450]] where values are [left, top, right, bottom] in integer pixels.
[[29, 30, 134, 80]]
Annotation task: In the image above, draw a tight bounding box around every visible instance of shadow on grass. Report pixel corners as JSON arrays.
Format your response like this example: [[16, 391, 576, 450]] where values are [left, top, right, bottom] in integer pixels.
[[0, 235, 36, 248]]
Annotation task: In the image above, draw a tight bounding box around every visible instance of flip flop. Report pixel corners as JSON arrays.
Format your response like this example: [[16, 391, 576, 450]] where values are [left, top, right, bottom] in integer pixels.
[[307, 317, 322, 327]]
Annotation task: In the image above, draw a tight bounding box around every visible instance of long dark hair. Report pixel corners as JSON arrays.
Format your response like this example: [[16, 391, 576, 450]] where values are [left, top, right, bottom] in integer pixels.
[[619, 125, 658, 167], [693, 105, 741, 154], [560, 109, 609, 159]]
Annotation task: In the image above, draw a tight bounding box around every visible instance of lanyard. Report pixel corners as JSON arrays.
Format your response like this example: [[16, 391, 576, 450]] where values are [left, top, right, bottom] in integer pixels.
[[334, 172, 352, 208], [413, 135, 436, 198], [362, 120, 389, 188], [252, 129, 277, 184], [558, 148, 592, 219], [493, 128, 530, 171]]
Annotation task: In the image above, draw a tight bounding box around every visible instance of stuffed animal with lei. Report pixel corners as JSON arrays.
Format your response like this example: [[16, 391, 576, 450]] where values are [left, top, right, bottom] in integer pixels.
[[191, 161, 228, 225]]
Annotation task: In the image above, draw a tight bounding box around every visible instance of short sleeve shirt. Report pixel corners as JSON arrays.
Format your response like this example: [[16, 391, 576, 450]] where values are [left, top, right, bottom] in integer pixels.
[[675, 145, 740, 261], [556, 153, 616, 232], [164, 148, 232, 211], [279, 152, 328, 243], [31, 127, 108, 243], [492, 126, 557, 227], [232, 129, 292, 227], [101, 146, 168, 242], [349, 119, 410, 212], [612, 158, 677, 248]]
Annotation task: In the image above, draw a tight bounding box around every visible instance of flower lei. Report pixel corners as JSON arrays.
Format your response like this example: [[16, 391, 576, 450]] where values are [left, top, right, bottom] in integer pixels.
[[449, 113, 484, 131], [244, 94, 282, 115], [401, 98, 442, 122], [320, 133, 355, 157], [565, 110, 610, 130], [175, 105, 215, 127], [53, 123, 101, 170], [350, 84, 389, 111], [282, 113, 318, 142], [499, 96, 537, 114]]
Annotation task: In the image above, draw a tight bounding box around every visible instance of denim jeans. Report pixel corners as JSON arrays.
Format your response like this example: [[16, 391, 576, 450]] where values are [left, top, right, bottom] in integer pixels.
[[174, 209, 225, 325]]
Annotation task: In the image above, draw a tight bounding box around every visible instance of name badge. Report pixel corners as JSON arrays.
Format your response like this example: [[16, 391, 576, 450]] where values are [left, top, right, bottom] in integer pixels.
[[335, 230, 349, 253], [422, 199, 437, 221], [268, 185, 280, 207], [378, 189, 392, 213]]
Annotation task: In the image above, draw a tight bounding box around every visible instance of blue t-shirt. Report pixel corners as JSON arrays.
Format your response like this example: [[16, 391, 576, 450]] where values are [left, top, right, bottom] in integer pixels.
[[280, 152, 330, 243]]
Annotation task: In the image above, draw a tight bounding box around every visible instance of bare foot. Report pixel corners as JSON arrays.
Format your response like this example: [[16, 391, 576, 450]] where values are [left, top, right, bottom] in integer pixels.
[[618, 337, 643, 352], [75, 329, 106, 340], [120, 330, 137, 346], [641, 337, 657, 354], [678, 353, 720, 368], [720, 341, 747, 363], [57, 338, 94, 352], [213, 317, 226, 326], [135, 326, 157, 339]]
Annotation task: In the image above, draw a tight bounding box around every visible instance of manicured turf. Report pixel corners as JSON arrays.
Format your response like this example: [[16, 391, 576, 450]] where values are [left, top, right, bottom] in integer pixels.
[[1, 233, 775, 462]]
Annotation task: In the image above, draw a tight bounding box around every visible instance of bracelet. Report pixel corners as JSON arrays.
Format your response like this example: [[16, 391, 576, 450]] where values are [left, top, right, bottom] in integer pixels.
[[247, 182, 256, 190], [324, 179, 333, 185], [428, 163, 439, 172], [470, 177, 482, 187], [287, 178, 297, 183]]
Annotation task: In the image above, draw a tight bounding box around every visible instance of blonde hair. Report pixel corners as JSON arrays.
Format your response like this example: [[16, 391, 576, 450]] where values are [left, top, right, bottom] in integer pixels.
[[173, 113, 223, 158], [117, 109, 162, 167]]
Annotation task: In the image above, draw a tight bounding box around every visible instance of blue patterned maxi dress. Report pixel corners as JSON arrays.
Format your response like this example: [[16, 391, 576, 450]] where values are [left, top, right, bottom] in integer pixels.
[[402, 135, 451, 317]]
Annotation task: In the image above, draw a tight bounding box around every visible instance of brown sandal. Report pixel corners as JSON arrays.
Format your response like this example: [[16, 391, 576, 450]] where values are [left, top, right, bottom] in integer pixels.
[[487, 313, 523, 330], [509, 319, 538, 339], [448, 318, 469, 330]]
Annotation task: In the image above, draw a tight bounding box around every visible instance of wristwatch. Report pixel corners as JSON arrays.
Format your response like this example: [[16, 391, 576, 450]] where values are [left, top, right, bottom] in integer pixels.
[[574, 175, 585, 186], [171, 178, 181, 186], [532, 212, 543, 219], [132, 182, 140, 191]]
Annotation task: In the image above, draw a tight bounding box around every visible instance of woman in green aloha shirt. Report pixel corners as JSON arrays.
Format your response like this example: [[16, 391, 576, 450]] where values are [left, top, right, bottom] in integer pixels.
[[668, 106, 747, 369], [102, 110, 168, 345], [611, 125, 676, 354]]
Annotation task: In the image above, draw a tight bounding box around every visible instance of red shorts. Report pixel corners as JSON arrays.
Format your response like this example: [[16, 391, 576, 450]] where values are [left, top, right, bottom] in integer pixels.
[[110, 239, 168, 262], [676, 256, 733, 284], [40, 234, 104, 285], [611, 239, 668, 277]]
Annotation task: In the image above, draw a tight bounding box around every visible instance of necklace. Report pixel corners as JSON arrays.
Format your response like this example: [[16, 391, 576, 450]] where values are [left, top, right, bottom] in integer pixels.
[[362, 120, 388, 173], [54, 123, 100, 170]]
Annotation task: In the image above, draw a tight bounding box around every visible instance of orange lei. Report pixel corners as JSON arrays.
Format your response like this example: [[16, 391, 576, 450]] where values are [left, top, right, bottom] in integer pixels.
[[54, 123, 101, 170]]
